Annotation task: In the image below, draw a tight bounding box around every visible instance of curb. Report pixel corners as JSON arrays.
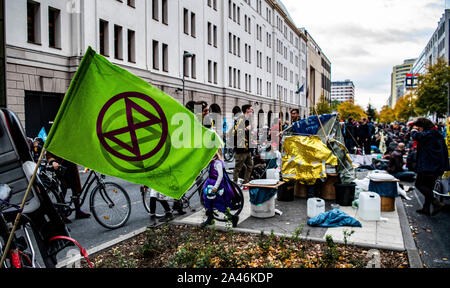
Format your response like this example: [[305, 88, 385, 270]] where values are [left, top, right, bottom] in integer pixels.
[[396, 197, 423, 268], [56, 227, 148, 268]]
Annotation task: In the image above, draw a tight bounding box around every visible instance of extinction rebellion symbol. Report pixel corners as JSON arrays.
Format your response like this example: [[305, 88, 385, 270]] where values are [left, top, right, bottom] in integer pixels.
[[96, 92, 169, 162]]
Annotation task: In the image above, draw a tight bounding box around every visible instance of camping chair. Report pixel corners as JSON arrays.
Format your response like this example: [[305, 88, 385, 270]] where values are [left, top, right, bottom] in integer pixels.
[[433, 176, 450, 202]]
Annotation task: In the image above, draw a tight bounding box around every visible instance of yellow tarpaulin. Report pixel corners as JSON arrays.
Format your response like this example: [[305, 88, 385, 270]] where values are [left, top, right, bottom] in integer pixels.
[[282, 136, 338, 185], [444, 116, 450, 178]]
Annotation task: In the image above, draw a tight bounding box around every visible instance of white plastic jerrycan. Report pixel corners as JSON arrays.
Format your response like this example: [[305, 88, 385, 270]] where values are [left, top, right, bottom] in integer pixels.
[[358, 192, 381, 221], [266, 169, 280, 181], [307, 198, 325, 218]]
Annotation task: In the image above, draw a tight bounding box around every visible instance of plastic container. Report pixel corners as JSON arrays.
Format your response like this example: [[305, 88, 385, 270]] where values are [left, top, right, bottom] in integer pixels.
[[251, 195, 276, 218], [358, 192, 381, 221], [266, 169, 280, 181], [277, 181, 295, 202], [307, 198, 326, 218], [334, 182, 356, 206]]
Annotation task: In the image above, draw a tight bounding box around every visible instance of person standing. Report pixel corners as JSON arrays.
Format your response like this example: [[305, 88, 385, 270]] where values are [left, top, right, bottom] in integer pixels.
[[201, 150, 239, 228], [357, 118, 371, 155], [344, 117, 357, 153], [46, 151, 91, 221], [233, 105, 254, 186], [411, 118, 449, 216]]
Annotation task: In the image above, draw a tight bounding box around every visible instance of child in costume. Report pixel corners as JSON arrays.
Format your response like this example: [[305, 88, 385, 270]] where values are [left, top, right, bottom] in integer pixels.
[[201, 150, 239, 228]]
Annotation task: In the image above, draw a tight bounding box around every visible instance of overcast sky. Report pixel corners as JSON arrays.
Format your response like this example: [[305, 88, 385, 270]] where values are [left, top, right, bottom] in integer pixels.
[[281, 0, 448, 110]]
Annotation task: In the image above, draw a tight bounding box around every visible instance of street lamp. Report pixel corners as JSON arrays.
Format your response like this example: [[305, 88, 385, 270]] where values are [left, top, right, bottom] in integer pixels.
[[182, 52, 194, 106]]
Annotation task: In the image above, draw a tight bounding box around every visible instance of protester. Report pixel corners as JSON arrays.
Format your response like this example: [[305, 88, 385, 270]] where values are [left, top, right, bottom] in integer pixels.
[[201, 150, 239, 228], [233, 105, 254, 186], [357, 117, 371, 155], [290, 109, 300, 123], [144, 187, 174, 228], [344, 117, 357, 153], [411, 118, 449, 216], [386, 143, 415, 181], [46, 151, 90, 221]]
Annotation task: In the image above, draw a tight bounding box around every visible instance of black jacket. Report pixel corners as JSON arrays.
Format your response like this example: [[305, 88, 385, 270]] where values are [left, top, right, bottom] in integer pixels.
[[412, 129, 450, 174], [357, 123, 370, 140]]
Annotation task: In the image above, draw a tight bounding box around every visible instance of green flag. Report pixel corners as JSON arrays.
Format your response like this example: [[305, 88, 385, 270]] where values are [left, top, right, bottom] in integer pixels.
[[45, 47, 220, 199]]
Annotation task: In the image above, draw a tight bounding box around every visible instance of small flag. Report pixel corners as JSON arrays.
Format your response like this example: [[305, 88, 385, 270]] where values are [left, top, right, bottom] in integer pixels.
[[38, 127, 48, 142], [44, 47, 220, 199], [296, 85, 304, 94]]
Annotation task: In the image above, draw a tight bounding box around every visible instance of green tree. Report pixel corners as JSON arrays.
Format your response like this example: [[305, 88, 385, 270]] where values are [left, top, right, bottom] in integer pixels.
[[415, 58, 450, 119], [366, 104, 377, 121], [310, 94, 332, 115]]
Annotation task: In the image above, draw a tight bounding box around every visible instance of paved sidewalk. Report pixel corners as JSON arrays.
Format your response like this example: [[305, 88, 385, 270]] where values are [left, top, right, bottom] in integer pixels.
[[176, 190, 415, 254]]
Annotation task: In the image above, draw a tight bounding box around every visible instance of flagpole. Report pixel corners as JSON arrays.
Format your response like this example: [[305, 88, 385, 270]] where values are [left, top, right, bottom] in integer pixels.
[[0, 147, 46, 268]]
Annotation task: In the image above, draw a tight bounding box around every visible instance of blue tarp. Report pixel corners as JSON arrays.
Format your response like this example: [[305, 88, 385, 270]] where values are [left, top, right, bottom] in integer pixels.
[[249, 187, 278, 205], [307, 209, 362, 228], [291, 114, 334, 135]]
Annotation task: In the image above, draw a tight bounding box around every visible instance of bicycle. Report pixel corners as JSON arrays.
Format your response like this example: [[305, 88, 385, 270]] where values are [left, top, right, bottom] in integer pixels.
[[142, 167, 244, 223], [39, 164, 131, 230], [141, 168, 209, 214], [0, 184, 37, 268]]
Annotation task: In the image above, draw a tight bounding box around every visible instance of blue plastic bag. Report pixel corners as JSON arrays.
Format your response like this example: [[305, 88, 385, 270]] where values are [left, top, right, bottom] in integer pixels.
[[307, 209, 362, 228]]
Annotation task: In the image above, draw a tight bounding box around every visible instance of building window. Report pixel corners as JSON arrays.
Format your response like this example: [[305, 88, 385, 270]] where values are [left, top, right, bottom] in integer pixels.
[[48, 7, 60, 48], [208, 60, 212, 83], [162, 0, 168, 24], [213, 25, 217, 47], [214, 62, 218, 84], [114, 25, 123, 60], [99, 19, 109, 56], [27, 1, 41, 44], [191, 54, 196, 78], [162, 44, 168, 72], [152, 0, 159, 21], [191, 12, 196, 37], [184, 51, 190, 77], [152, 40, 159, 70], [127, 30, 135, 63], [207, 22, 212, 45], [183, 9, 189, 34]]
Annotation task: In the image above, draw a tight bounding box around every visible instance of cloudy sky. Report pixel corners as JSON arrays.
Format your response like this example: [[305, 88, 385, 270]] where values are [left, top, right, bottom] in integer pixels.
[[281, 0, 449, 110]]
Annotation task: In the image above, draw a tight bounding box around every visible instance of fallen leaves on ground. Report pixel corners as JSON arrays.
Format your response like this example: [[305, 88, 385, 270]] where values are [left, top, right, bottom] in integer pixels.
[[80, 224, 408, 269]]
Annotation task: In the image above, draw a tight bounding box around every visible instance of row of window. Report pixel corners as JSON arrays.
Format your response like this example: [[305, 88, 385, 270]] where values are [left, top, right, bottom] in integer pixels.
[[27, 1, 61, 48], [99, 19, 136, 63]]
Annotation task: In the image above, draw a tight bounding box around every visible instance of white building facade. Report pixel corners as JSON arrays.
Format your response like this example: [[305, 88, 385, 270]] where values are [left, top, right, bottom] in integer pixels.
[[4, 0, 309, 137], [331, 80, 354, 103], [411, 9, 450, 75]]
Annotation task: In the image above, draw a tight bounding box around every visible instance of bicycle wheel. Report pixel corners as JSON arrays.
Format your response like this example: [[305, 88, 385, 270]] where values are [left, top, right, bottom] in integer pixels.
[[224, 148, 235, 162], [90, 183, 131, 230]]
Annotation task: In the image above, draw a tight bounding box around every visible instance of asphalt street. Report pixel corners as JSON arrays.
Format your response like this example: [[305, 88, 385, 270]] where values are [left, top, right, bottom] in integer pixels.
[[402, 185, 450, 268], [55, 170, 203, 262]]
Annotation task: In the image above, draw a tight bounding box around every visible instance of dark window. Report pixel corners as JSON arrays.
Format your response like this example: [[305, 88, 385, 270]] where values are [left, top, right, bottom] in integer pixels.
[[27, 1, 40, 44], [48, 7, 60, 48]]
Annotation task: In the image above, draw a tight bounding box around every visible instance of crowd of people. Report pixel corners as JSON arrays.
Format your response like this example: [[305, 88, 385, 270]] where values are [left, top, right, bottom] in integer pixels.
[[343, 116, 449, 217]]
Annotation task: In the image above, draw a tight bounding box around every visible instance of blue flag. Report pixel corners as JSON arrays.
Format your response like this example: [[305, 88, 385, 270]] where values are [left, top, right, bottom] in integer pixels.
[[296, 84, 304, 94], [38, 127, 47, 142]]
